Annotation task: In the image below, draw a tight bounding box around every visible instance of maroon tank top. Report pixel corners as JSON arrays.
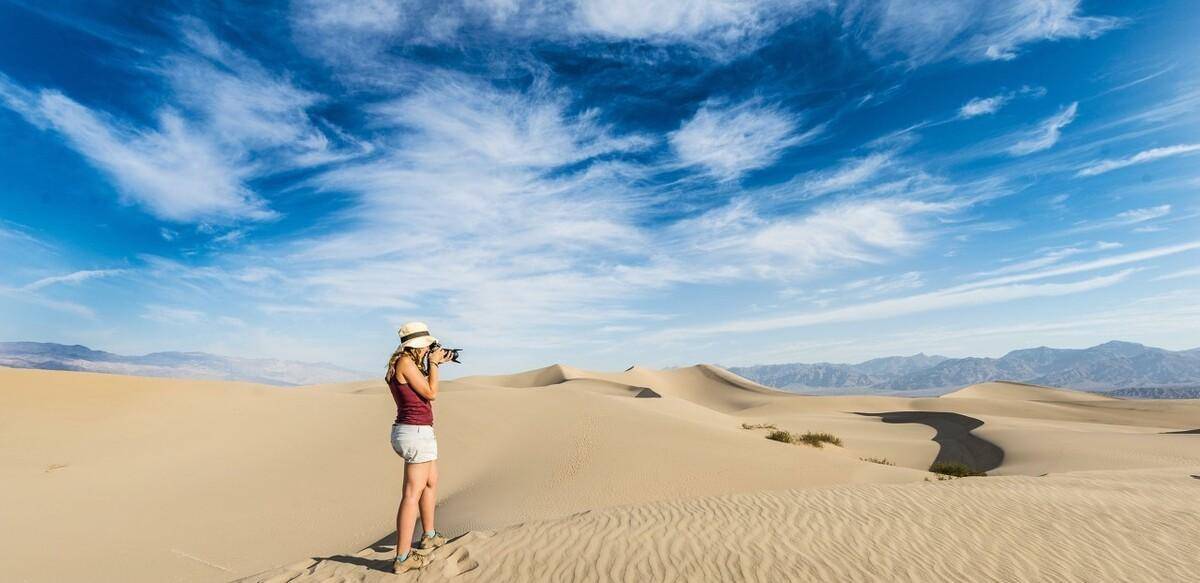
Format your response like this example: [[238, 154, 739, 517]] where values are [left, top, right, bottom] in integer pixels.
[[388, 374, 433, 425]]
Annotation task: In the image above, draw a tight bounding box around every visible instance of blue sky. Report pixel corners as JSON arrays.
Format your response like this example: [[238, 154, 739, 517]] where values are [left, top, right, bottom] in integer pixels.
[[1, 0, 1198, 375]]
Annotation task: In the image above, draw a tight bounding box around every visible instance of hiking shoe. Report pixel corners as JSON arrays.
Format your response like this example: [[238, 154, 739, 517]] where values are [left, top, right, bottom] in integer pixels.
[[393, 552, 430, 574], [416, 531, 448, 553]]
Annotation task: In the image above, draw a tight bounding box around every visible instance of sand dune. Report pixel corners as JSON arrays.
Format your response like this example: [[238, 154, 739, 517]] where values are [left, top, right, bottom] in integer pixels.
[[0, 367, 398, 583], [942, 380, 1116, 402], [3, 364, 1198, 582], [244, 468, 1200, 583]]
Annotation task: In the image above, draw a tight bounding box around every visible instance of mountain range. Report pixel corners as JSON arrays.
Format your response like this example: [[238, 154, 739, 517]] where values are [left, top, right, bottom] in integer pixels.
[[0, 342, 371, 386], [727, 341, 1200, 396], [7, 340, 1200, 396]]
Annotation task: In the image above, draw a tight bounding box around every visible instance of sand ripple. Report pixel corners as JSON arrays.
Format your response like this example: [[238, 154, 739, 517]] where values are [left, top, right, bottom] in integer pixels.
[[243, 468, 1200, 583]]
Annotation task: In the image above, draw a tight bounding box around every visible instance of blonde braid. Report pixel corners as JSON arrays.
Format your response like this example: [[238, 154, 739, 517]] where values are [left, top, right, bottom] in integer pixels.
[[384, 345, 430, 382], [384, 345, 404, 383]]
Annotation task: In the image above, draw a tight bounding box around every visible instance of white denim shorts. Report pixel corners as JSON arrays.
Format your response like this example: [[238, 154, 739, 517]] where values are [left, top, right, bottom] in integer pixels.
[[391, 423, 438, 464]]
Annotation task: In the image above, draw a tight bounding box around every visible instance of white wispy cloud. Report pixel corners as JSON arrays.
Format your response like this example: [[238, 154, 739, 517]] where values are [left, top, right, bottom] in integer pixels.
[[959, 95, 1010, 118], [956, 239, 1196, 291], [287, 75, 659, 337], [22, 269, 126, 291], [1076, 143, 1200, 177], [53, 99, 267, 222], [1008, 101, 1078, 155], [670, 99, 818, 181], [0, 220, 55, 253], [656, 270, 1135, 338], [291, 0, 821, 60], [574, 0, 790, 46], [650, 197, 957, 281], [1066, 205, 1172, 234], [973, 241, 1122, 277], [847, 0, 1122, 65], [649, 240, 1200, 340], [0, 20, 350, 224], [840, 271, 925, 298], [293, 0, 403, 34], [0, 74, 267, 223], [977, 0, 1123, 60], [800, 152, 893, 197], [1116, 205, 1173, 223], [167, 18, 340, 160], [1153, 266, 1200, 281], [0, 286, 95, 318], [211, 230, 247, 245]]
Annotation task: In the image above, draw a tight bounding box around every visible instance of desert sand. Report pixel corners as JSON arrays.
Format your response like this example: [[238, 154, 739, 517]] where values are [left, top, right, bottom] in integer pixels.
[[2, 364, 1198, 582]]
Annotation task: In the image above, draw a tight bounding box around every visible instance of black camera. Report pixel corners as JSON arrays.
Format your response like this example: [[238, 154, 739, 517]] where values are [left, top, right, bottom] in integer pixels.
[[430, 342, 462, 364]]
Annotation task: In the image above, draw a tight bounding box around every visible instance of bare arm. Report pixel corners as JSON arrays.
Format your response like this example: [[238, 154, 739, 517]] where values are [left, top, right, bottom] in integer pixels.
[[399, 355, 439, 401]]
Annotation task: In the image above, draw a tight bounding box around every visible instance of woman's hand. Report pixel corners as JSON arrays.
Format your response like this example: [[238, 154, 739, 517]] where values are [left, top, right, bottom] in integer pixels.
[[427, 348, 449, 365]]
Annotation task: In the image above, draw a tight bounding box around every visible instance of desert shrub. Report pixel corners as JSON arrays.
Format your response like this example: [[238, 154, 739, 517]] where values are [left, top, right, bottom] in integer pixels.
[[860, 457, 894, 466], [765, 429, 794, 443], [741, 422, 778, 430], [796, 431, 843, 448], [929, 461, 986, 477]]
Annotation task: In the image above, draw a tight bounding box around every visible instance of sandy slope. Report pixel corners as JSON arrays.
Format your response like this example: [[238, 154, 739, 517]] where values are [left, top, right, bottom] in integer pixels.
[[0, 367, 398, 583], [245, 468, 1200, 583], [942, 380, 1116, 401], [3, 365, 1198, 582]]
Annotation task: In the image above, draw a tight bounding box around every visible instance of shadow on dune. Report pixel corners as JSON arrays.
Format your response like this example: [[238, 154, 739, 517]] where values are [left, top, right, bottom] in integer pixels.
[[306, 532, 409, 573], [855, 411, 1005, 473], [1162, 428, 1200, 434], [311, 553, 393, 573]]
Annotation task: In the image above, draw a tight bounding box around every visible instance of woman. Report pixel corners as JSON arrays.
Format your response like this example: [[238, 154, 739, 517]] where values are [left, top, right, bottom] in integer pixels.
[[386, 321, 451, 573]]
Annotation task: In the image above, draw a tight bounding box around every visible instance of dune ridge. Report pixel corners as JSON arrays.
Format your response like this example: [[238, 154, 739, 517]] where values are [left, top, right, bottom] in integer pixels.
[[942, 380, 1116, 402]]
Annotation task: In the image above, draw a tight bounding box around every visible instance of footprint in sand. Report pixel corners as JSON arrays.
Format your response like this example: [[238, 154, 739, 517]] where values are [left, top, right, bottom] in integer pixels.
[[442, 546, 479, 577], [437, 532, 494, 577]]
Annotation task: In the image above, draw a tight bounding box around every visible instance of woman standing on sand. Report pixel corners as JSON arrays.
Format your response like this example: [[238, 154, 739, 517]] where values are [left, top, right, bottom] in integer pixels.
[[385, 321, 450, 573]]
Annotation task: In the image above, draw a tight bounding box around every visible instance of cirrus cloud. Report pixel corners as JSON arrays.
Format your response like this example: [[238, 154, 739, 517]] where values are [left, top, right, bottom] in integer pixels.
[[1008, 102, 1078, 156], [846, 0, 1122, 65], [1076, 143, 1200, 177], [670, 99, 821, 181]]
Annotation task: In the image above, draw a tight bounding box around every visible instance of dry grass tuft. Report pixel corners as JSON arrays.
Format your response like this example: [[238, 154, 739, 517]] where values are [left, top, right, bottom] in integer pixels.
[[765, 429, 794, 443], [796, 431, 843, 448], [929, 461, 986, 477]]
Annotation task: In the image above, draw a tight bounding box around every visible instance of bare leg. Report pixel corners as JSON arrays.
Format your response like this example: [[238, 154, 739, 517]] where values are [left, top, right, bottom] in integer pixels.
[[396, 461, 431, 558], [419, 459, 439, 534]]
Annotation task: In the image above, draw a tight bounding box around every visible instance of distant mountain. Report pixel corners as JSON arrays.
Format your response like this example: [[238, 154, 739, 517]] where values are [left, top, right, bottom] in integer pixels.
[[727, 353, 948, 391], [725, 362, 881, 390], [0, 342, 371, 386], [852, 353, 950, 376], [728, 341, 1200, 397]]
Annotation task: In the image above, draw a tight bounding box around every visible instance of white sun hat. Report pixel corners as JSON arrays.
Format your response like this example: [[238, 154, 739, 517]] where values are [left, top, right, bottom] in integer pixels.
[[398, 321, 438, 349]]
